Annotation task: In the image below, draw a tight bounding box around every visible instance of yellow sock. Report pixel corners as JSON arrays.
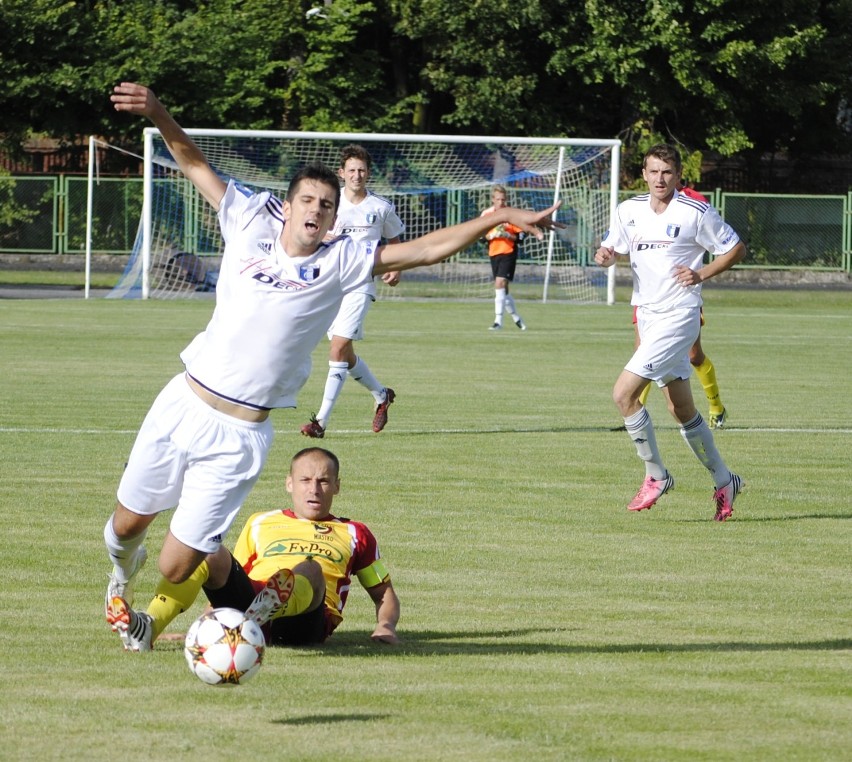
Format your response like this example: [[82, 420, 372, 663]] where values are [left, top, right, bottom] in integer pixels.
[[638, 383, 651, 407], [146, 561, 210, 639], [694, 357, 724, 415], [277, 574, 316, 619]]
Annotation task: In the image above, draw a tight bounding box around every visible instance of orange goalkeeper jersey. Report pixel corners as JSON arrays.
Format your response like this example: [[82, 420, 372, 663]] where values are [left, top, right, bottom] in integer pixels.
[[481, 206, 523, 257], [232, 508, 389, 628]]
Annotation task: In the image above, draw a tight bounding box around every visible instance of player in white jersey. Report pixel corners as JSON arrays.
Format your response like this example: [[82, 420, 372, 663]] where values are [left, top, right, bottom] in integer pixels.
[[103, 82, 564, 651], [300, 144, 405, 440], [595, 144, 747, 522]]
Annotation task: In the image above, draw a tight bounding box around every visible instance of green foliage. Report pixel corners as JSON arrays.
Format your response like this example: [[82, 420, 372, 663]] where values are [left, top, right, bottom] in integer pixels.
[[0, 168, 38, 229], [284, 0, 398, 132], [0, 0, 850, 163]]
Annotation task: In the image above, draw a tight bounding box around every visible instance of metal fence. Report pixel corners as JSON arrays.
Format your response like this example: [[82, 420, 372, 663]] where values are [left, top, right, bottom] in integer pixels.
[[0, 175, 142, 256], [1, 174, 850, 272]]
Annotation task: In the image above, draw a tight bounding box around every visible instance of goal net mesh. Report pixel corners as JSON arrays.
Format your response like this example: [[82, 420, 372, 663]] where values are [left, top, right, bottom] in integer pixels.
[[107, 131, 616, 301]]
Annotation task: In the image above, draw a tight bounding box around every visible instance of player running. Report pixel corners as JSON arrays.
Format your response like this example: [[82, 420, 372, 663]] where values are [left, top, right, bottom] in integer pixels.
[[595, 143, 746, 521]]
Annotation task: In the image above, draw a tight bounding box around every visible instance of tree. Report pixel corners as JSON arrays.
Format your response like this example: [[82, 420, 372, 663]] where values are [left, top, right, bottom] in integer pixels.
[[0, 0, 97, 155], [548, 0, 852, 161], [1, 0, 850, 189]]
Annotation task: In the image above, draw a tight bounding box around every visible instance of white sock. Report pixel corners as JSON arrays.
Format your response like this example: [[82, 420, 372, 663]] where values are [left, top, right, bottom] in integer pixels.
[[504, 292, 519, 320], [349, 356, 386, 404], [680, 413, 731, 488], [494, 288, 506, 324], [104, 516, 146, 583], [316, 361, 349, 427], [624, 407, 667, 480]]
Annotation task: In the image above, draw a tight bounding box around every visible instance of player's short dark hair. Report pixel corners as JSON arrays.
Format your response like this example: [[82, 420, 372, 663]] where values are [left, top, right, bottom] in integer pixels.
[[339, 144, 373, 170], [286, 162, 341, 211], [291, 447, 340, 478], [643, 143, 682, 171]]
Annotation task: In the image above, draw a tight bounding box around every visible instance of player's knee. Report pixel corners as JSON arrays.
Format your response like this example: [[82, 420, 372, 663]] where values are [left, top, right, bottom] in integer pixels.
[[158, 553, 203, 584], [203, 547, 235, 589], [111, 502, 152, 539], [612, 385, 635, 415], [329, 341, 356, 366], [670, 399, 697, 424]]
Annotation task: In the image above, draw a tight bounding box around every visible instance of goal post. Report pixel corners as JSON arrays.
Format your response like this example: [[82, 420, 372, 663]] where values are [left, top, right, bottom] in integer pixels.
[[103, 129, 620, 303]]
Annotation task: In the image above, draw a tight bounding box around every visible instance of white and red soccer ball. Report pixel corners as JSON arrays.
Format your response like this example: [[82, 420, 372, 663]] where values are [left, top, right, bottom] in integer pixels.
[[184, 607, 265, 685]]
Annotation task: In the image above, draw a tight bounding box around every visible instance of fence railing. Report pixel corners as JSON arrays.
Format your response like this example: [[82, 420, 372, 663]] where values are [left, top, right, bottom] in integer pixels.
[[1, 174, 850, 272]]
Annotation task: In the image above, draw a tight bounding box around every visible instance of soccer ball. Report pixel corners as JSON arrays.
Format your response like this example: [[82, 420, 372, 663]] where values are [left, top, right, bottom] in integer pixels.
[[184, 607, 265, 685]]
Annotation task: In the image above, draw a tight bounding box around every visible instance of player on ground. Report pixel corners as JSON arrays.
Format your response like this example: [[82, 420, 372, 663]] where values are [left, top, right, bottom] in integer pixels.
[[300, 144, 404, 439], [482, 185, 526, 331], [119, 448, 399, 649], [103, 82, 563, 651], [595, 143, 746, 521]]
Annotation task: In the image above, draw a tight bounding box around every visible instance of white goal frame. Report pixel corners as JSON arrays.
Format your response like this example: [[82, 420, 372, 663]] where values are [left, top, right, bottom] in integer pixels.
[[98, 129, 621, 303]]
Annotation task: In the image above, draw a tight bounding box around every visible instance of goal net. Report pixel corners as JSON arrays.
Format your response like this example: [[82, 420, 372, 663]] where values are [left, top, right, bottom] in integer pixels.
[[104, 129, 620, 302]]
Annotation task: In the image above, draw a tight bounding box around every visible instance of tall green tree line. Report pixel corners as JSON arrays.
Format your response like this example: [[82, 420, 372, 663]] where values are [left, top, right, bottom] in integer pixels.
[[1, 0, 850, 174]]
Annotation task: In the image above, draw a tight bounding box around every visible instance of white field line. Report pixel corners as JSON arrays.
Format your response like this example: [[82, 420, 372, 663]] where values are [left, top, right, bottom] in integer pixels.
[[1, 426, 851, 436]]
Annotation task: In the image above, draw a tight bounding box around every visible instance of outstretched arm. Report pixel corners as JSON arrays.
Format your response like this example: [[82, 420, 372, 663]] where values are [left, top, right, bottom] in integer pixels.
[[366, 581, 400, 645], [111, 83, 227, 210], [372, 203, 563, 276]]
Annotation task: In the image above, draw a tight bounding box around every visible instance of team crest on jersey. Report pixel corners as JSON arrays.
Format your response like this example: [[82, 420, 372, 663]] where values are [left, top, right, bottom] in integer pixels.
[[366, 213, 377, 224], [299, 265, 321, 282], [666, 224, 681, 238]]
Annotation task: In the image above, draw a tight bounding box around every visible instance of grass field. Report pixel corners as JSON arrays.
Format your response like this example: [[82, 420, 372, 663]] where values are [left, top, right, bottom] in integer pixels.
[[1, 288, 850, 761]]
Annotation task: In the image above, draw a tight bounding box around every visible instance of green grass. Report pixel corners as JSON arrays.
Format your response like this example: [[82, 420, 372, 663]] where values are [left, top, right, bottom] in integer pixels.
[[0, 269, 121, 288], [1, 289, 850, 761]]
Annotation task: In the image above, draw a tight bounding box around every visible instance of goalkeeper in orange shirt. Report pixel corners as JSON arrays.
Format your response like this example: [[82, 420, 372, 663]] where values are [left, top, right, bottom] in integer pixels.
[[482, 185, 527, 331]]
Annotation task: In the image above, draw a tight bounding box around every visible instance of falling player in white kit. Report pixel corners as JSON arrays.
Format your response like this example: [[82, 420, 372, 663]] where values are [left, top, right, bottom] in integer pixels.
[[595, 143, 747, 522], [103, 82, 564, 652], [300, 144, 404, 440]]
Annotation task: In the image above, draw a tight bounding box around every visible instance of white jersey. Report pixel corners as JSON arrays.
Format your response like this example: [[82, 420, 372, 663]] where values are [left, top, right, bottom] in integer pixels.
[[602, 189, 740, 310], [180, 180, 375, 409], [331, 190, 404, 297]]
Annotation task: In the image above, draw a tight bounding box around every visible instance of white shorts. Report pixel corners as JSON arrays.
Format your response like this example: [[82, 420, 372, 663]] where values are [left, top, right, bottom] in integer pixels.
[[117, 373, 274, 553], [328, 291, 373, 341], [626, 306, 700, 386]]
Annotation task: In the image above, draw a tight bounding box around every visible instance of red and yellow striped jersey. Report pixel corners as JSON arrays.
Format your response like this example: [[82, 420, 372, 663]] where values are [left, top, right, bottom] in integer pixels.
[[232, 508, 389, 628]]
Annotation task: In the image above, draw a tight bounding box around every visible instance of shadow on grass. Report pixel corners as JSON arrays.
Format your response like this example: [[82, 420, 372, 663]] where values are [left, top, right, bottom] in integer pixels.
[[318, 629, 852, 657], [733, 513, 852, 521], [665, 513, 852, 523], [155, 628, 850, 657], [272, 713, 391, 726]]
